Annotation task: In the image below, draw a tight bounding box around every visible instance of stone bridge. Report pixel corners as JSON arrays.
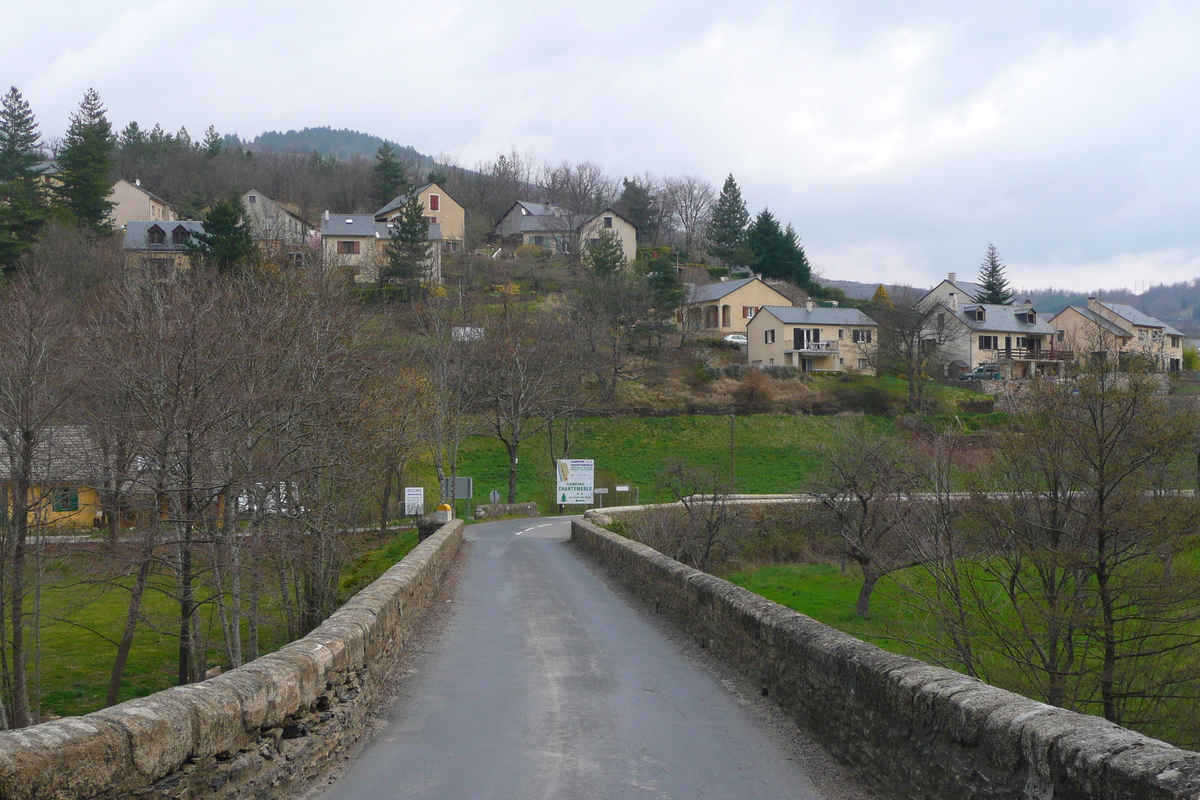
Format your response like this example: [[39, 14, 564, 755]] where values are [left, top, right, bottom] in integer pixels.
[[0, 513, 1198, 799]]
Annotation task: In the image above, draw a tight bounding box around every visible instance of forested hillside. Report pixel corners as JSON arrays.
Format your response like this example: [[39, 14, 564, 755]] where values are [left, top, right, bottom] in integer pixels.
[[250, 126, 434, 168]]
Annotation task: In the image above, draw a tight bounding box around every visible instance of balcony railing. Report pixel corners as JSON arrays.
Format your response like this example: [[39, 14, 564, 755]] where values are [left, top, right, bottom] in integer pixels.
[[986, 347, 1074, 361], [785, 339, 839, 354]]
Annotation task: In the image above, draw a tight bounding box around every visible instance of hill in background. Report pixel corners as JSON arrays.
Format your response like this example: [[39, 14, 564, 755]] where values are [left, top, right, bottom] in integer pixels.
[[249, 126, 436, 170]]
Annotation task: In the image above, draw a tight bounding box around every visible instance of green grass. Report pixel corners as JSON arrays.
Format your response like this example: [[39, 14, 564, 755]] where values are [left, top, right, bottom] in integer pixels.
[[29, 527, 420, 720], [455, 413, 895, 508]]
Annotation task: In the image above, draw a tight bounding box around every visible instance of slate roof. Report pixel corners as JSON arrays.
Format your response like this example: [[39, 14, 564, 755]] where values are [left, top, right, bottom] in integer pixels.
[[0, 426, 105, 482], [759, 305, 878, 327], [1100, 302, 1185, 337], [950, 280, 986, 301], [1061, 307, 1131, 339], [122, 220, 206, 250], [950, 303, 1057, 335], [374, 183, 435, 218], [685, 277, 762, 303], [321, 214, 441, 240]]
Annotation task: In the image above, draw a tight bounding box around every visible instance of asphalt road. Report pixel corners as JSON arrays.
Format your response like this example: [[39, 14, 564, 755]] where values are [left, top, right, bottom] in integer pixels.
[[312, 517, 874, 800]]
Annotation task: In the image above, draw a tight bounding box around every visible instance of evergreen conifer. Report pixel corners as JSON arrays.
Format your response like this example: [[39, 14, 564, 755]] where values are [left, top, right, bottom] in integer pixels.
[[586, 229, 627, 275], [383, 195, 430, 288], [186, 193, 258, 273], [0, 87, 47, 271], [56, 88, 115, 232], [372, 143, 408, 209], [707, 174, 750, 267], [976, 244, 1014, 304]]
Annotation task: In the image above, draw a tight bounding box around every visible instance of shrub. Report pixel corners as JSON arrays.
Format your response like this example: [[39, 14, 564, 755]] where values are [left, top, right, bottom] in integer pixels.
[[733, 369, 775, 413], [684, 363, 717, 389], [829, 382, 892, 415]]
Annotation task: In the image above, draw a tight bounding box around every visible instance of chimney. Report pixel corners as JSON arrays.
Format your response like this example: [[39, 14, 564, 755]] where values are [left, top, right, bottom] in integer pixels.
[[1024, 298, 1032, 307], [323, 210, 330, 221], [949, 291, 958, 311], [1087, 295, 1098, 312], [948, 272, 956, 284], [805, 296, 815, 312]]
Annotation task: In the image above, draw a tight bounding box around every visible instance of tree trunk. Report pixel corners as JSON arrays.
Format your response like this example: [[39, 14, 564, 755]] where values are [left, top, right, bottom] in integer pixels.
[[107, 549, 152, 706], [855, 568, 879, 619], [506, 442, 519, 504], [9, 467, 32, 728]]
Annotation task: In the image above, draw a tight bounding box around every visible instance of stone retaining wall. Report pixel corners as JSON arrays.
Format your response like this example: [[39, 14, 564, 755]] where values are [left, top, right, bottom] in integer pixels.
[[570, 518, 1200, 800], [0, 519, 464, 800], [473, 502, 539, 520]]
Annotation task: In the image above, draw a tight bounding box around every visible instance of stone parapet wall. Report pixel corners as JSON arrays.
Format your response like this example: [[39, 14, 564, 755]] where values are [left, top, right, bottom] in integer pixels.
[[570, 518, 1200, 799], [473, 502, 539, 520], [0, 520, 464, 800]]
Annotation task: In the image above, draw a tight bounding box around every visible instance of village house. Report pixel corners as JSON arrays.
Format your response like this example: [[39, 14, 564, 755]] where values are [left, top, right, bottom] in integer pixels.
[[939, 297, 1071, 378], [678, 276, 793, 336], [375, 183, 465, 252], [918, 271, 987, 308], [1050, 298, 1185, 373], [110, 178, 179, 229], [746, 300, 880, 374], [0, 427, 104, 529], [122, 219, 206, 279], [241, 189, 312, 264], [493, 201, 638, 264], [320, 212, 442, 285]]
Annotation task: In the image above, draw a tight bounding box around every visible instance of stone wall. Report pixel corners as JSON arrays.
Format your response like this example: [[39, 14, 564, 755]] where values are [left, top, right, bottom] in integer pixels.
[[0, 520, 464, 800], [570, 518, 1200, 800]]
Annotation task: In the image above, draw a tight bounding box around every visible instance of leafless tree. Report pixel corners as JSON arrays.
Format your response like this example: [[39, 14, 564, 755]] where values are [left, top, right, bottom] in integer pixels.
[[867, 286, 966, 410], [662, 175, 715, 255]]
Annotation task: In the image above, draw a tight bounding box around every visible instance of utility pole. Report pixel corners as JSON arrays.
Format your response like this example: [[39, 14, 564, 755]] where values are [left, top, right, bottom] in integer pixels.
[[729, 409, 736, 492]]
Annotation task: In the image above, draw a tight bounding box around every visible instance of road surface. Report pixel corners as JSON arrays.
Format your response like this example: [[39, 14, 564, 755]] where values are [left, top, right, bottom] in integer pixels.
[[311, 517, 875, 800]]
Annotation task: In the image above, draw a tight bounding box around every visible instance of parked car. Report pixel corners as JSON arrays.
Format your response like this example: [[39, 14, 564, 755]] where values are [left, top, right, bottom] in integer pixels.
[[960, 364, 1003, 380], [723, 333, 748, 346]]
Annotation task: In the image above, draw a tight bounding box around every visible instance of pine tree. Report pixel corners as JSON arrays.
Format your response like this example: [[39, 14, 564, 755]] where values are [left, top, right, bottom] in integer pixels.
[[373, 143, 408, 209], [614, 177, 659, 244], [976, 243, 1014, 304], [746, 208, 788, 278], [118, 121, 147, 151], [871, 284, 894, 307], [707, 174, 750, 267], [646, 254, 683, 312], [383, 194, 430, 288], [0, 87, 47, 271], [783, 223, 812, 288], [56, 88, 115, 232], [186, 193, 257, 274], [201, 126, 223, 158], [586, 229, 627, 275]]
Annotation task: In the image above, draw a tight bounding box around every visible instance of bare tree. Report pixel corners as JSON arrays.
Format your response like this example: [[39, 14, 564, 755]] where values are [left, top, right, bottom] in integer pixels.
[[662, 175, 714, 256], [867, 286, 965, 410]]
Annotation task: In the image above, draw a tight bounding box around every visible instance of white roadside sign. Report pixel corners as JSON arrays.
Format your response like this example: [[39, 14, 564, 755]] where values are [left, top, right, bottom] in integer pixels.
[[556, 459, 595, 505], [404, 487, 425, 516]]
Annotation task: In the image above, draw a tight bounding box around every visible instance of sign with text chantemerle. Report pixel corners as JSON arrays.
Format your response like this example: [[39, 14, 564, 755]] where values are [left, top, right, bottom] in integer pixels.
[[556, 459, 595, 505]]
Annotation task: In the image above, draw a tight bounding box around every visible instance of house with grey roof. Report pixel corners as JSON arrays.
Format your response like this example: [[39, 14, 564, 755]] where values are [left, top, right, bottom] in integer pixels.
[[938, 297, 1071, 378], [320, 212, 442, 285], [679, 276, 794, 335], [122, 220, 206, 279], [375, 182, 464, 250], [746, 299, 880, 374], [918, 272, 989, 309], [493, 201, 637, 264], [1050, 297, 1185, 372], [242, 190, 312, 264]]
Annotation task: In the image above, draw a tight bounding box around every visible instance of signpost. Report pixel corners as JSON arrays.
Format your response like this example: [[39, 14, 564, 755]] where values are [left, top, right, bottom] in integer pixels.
[[556, 459, 595, 505], [441, 477, 473, 500], [593, 487, 609, 508], [404, 487, 425, 517], [490, 489, 500, 504]]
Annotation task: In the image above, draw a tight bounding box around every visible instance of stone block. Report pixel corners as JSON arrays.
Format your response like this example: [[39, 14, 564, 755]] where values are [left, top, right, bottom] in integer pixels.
[[91, 693, 196, 783], [161, 681, 249, 758], [0, 716, 131, 800]]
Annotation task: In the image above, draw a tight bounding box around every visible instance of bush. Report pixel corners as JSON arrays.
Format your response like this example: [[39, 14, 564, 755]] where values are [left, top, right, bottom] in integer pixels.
[[684, 363, 717, 389], [733, 369, 775, 413], [1185, 346, 1200, 371], [829, 382, 892, 415]]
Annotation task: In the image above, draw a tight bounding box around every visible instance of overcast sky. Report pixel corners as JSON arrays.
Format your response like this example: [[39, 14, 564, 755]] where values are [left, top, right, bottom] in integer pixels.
[[5, 1, 1198, 292]]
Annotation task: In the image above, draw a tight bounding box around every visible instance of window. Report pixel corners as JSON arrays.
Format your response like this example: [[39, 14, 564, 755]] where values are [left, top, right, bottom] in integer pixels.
[[839, 358, 844, 365], [52, 487, 79, 513], [533, 236, 544, 247], [147, 225, 165, 245], [1057, 329, 1065, 342], [979, 335, 998, 350], [852, 329, 872, 343], [838, 329, 844, 339], [604, 216, 613, 229], [742, 306, 758, 319], [337, 241, 360, 255], [764, 329, 776, 344], [424, 216, 438, 224], [969, 307, 986, 322], [171, 226, 190, 245], [428, 194, 440, 212], [248, 195, 257, 204], [858, 359, 868, 370]]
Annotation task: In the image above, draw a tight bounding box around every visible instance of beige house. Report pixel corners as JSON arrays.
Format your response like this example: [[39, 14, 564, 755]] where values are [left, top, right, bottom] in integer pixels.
[[918, 271, 986, 309], [1050, 298, 1185, 373], [121, 220, 204, 279], [746, 301, 879, 374], [493, 201, 638, 264], [110, 179, 179, 230], [679, 277, 793, 335], [242, 189, 311, 265], [940, 298, 1071, 378], [320, 212, 442, 285], [375, 183, 465, 251]]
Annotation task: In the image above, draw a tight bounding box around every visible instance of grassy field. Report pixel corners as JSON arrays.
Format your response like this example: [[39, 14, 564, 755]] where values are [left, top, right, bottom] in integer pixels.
[[30, 527, 419, 719]]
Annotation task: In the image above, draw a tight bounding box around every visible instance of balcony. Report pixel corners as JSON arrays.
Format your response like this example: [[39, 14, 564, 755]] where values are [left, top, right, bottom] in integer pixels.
[[785, 339, 839, 354], [989, 347, 1074, 362]]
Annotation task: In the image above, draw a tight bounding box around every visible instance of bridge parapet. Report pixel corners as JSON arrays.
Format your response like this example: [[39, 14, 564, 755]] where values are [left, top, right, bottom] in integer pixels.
[[571, 517, 1200, 799], [0, 520, 463, 800]]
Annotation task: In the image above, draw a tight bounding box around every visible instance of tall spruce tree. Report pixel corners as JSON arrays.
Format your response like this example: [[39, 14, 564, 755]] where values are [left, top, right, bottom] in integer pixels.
[[746, 208, 787, 278], [56, 88, 115, 232], [0, 87, 47, 271], [976, 243, 1014, 304], [383, 194, 430, 288], [783, 222, 813, 288], [373, 143, 408, 209], [186, 193, 257, 273], [707, 174, 750, 267]]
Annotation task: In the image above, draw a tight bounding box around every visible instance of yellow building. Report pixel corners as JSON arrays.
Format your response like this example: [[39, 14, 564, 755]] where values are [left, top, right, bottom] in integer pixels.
[[0, 428, 103, 528], [679, 277, 794, 336], [320, 213, 443, 284], [1050, 298, 1185, 373], [375, 183, 465, 251], [746, 300, 880, 374], [109, 179, 179, 230]]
